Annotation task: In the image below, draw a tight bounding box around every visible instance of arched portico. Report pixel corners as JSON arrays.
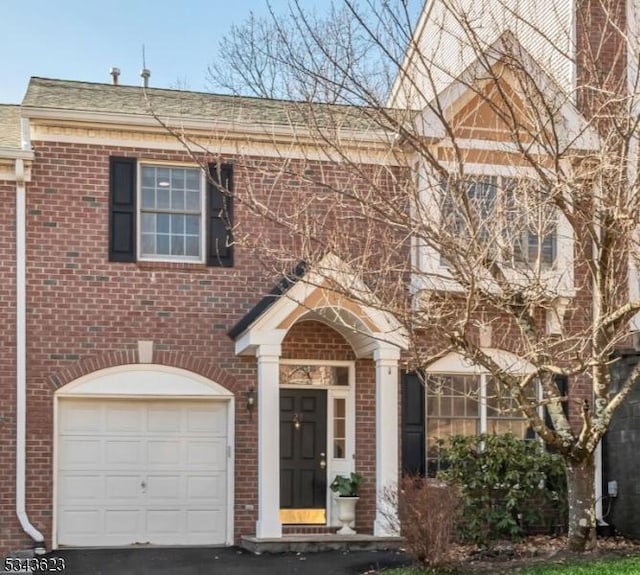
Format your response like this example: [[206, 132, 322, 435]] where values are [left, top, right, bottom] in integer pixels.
[[230, 254, 408, 539]]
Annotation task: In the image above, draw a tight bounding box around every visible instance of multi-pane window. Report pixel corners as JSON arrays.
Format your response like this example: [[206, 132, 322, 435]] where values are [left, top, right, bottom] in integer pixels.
[[427, 374, 480, 443], [280, 365, 349, 386], [486, 378, 534, 437], [333, 398, 346, 459], [439, 175, 556, 268], [140, 165, 203, 261], [426, 373, 534, 476]]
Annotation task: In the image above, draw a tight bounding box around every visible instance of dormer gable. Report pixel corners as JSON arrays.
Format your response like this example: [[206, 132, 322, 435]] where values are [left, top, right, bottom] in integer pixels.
[[416, 32, 598, 154]]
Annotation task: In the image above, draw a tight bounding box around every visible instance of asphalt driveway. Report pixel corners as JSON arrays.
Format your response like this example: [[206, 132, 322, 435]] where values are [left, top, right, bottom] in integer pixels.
[[35, 547, 412, 575]]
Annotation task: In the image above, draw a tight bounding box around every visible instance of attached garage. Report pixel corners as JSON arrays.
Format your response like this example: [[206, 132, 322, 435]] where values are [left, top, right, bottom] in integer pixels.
[[54, 366, 234, 548]]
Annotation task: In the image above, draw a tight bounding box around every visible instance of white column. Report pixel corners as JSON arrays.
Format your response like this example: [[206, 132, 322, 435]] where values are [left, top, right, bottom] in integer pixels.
[[373, 345, 401, 536], [256, 343, 283, 538]]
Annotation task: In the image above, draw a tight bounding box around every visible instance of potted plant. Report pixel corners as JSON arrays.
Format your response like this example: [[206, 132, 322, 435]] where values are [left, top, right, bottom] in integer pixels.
[[330, 472, 363, 535]]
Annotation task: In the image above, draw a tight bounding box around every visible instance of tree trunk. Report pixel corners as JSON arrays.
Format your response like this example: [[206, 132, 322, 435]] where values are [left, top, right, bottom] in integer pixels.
[[566, 453, 597, 551]]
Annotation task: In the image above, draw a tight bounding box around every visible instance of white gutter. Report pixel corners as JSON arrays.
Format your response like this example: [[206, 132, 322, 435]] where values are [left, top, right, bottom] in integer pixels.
[[14, 118, 45, 549]]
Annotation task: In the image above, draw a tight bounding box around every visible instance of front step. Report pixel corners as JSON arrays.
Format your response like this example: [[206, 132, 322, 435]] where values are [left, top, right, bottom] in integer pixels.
[[240, 534, 404, 554]]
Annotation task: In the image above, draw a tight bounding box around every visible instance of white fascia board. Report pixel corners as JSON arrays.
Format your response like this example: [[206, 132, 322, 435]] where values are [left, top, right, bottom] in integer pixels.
[[0, 147, 34, 160], [415, 34, 599, 152], [426, 349, 536, 375], [233, 253, 408, 354], [250, 282, 318, 333], [22, 106, 393, 149], [387, 0, 436, 108], [312, 253, 409, 347]]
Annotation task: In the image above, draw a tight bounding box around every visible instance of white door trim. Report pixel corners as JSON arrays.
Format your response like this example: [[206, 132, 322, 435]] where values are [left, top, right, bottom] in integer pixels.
[[279, 359, 356, 526], [52, 364, 234, 548]]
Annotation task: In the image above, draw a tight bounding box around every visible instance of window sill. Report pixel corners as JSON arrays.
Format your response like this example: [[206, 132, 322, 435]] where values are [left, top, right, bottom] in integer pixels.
[[136, 260, 210, 273], [411, 267, 575, 298]]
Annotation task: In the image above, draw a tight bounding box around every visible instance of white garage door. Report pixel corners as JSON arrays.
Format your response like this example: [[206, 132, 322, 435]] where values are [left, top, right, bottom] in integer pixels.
[[57, 398, 228, 547]]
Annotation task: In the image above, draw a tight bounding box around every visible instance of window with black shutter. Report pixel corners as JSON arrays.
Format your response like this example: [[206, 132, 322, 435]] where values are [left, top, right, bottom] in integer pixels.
[[108, 157, 234, 267]]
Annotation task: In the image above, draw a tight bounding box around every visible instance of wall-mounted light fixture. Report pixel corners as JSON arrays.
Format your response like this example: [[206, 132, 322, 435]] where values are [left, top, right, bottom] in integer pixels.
[[246, 387, 256, 418]]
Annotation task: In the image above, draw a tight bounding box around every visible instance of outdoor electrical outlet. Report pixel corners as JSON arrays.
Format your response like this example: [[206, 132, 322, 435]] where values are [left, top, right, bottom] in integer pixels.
[[607, 480, 618, 497]]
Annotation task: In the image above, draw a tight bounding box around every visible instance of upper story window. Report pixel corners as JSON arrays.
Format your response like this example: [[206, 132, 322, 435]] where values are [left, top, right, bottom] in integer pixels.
[[412, 164, 574, 298], [440, 175, 556, 269], [109, 158, 233, 266], [139, 165, 204, 261]]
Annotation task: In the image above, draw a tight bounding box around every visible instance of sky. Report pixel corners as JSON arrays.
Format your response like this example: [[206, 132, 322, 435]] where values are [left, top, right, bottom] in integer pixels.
[[0, 0, 319, 104]]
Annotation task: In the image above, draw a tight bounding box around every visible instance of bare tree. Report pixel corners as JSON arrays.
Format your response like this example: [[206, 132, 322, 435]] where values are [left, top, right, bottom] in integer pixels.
[[207, 2, 405, 103], [164, 0, 640, 553]]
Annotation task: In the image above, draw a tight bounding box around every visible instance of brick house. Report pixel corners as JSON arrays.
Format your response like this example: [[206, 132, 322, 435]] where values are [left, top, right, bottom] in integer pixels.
[[0, 79, 408, 553], [1, 0, 638, 557]]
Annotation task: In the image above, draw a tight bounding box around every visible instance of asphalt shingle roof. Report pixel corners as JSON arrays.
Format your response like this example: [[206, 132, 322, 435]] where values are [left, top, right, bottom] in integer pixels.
[[22, 77, 385, 133], [0, 105, 22, 148]]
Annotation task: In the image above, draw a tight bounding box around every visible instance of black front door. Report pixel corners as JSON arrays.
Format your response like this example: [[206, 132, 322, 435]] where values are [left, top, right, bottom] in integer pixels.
[[280, 389, 327, 523]]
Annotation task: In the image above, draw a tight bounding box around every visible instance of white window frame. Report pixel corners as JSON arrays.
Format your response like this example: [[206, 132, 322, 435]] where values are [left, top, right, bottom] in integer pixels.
[[438, 175, 557, 269], [412, 160, 575, 296], [425, 371, 541, 476], [426, 372, 540, 436], [424, 350, 544, 475], [279, 359, 356, 527], [137, 161, 207, 264]]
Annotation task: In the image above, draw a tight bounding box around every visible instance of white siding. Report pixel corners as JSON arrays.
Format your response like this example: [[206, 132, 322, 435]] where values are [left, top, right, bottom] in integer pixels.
[[390, 0, 574, 109]]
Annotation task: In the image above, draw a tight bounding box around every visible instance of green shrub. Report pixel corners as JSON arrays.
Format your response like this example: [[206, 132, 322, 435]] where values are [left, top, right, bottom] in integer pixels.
[[436, 433, 567, 545]]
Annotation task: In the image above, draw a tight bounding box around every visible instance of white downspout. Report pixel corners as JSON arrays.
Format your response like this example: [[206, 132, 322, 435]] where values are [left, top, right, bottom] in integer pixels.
[[15, 136, 45, 550]]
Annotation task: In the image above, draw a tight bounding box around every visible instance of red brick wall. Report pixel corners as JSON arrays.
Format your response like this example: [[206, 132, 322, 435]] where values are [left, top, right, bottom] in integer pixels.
[[1, 141, 389, 553], [282, 321, 356, 361], [576, 0, 627, 119], [1, 78, 609, 552]]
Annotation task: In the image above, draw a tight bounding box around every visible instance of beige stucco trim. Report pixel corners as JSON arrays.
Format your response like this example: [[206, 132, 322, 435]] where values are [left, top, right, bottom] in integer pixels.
[[276, 285, 379, 333], [28, 122, 403, 166]]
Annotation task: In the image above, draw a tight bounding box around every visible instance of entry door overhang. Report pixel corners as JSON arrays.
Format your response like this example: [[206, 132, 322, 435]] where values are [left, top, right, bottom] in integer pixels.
[[228, 254, 408, 539]]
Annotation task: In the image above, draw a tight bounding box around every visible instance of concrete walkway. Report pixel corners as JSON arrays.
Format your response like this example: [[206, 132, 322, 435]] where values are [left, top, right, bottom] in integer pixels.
[[37, 547, 412, 575]]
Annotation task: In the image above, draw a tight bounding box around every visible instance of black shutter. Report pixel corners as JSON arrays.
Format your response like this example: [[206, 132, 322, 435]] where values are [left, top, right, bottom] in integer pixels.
[[207, 163, 234, 267], [109, 157, 136, 262], [402, 372, 426, 476]]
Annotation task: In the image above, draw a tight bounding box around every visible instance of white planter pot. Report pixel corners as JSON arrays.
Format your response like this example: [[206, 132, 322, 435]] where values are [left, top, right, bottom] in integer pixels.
[[335, 496, 359, 535]]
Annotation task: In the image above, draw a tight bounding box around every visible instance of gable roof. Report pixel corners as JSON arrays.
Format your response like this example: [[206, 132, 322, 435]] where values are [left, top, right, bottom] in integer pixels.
[[22, 77, 388, 135], [228, 262, 308, 340], [0, 105, 22, 149], [417, 32, 599, 151], [231, 253, 408, 357]]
